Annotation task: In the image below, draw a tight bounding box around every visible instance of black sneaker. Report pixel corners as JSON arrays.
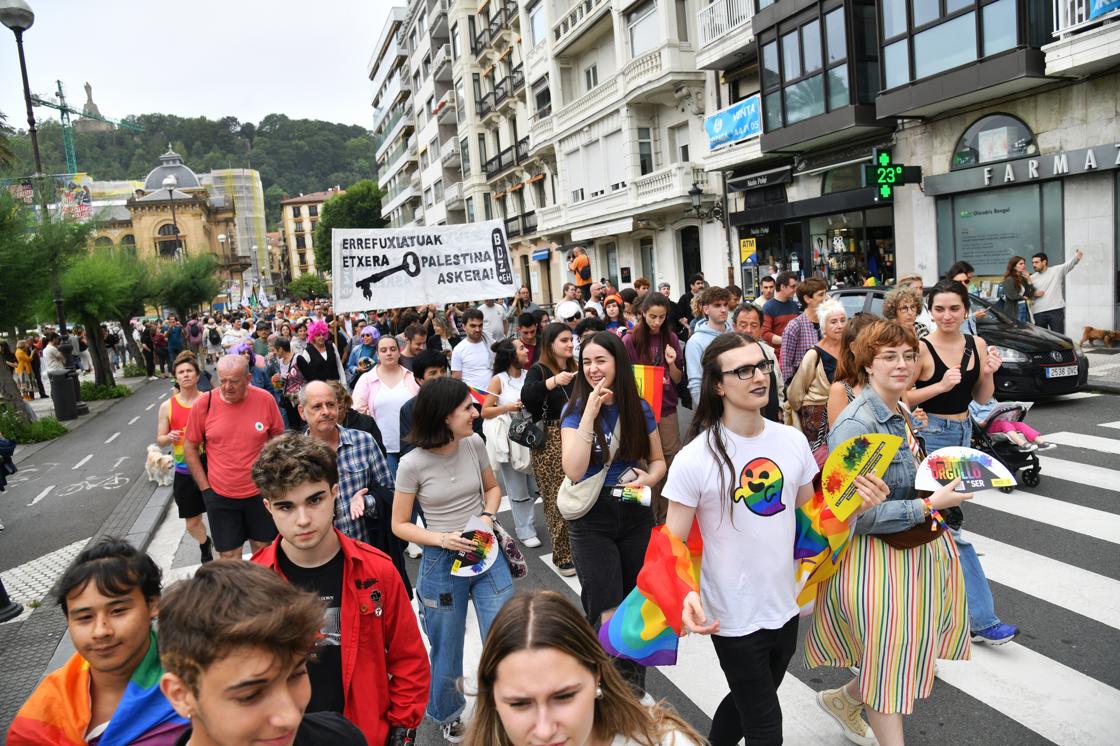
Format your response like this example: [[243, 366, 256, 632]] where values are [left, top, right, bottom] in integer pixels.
[[557, 561, 577, 577], [200, 537, 214, 564]]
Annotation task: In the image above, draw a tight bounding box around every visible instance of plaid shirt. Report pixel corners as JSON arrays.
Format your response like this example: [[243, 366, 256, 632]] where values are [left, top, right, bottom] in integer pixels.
[[316, 425, 394, 544], [779, 313, 822, 385]]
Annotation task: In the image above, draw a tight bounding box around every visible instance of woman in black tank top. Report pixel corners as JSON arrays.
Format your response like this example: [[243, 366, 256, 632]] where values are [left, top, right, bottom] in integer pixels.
[[910, 281, 1001, 452]]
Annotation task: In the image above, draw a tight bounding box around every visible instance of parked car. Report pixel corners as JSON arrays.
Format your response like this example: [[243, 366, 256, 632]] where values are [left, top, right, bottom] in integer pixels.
[[828, 286, 1088, 398]]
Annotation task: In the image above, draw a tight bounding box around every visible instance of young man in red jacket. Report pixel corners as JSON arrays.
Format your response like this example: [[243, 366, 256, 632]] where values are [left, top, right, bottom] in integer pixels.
[[251, 432, 430, 745]]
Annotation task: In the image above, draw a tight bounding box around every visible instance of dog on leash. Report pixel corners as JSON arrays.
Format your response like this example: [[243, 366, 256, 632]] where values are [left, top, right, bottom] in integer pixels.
[[144, 444, 175, 486], [1080, 326, 1120, 349]]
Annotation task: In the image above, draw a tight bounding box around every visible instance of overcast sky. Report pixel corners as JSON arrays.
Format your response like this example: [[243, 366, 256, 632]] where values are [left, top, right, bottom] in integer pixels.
[[1, 0, 399, 131]]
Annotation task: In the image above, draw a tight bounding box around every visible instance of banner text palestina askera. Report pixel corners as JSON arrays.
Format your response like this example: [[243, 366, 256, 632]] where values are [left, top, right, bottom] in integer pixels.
[[340, 250, 493, 270]]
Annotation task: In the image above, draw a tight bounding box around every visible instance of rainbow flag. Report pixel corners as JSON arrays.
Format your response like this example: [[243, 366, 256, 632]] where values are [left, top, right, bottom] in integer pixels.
[[793, 477, 852, 607], [466, 384, 500, 406], [599, 523, 702, 666], [8, 630, 187, 746], [632, 365, 664, 423]]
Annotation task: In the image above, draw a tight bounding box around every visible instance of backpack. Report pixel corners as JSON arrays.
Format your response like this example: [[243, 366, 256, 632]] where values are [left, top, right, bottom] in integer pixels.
[[188, 320, 203, 343], [208, 327, 221, 346]]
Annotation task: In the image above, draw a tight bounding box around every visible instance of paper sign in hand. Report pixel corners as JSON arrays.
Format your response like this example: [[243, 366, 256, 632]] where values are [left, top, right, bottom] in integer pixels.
[[821, 434, 903, 522], [450, 516, 498, 577], [916, 447, 1016, 492]]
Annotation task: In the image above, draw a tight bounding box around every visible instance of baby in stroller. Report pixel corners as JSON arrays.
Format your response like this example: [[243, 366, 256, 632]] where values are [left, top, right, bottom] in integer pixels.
[[970, 399, 1055, 452]]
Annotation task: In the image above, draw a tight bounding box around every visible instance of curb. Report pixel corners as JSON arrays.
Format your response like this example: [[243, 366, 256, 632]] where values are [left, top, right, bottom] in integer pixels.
[[1087, 380, 1120, 395], [13, 377, 153, 464]]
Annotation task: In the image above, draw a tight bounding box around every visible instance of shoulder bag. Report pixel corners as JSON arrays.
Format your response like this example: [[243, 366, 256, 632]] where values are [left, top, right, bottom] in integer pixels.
[[509, 364, 562, 450], [556, 419, 622, 521], [877, 405, 947, 549], [465, 437, 527, 578]]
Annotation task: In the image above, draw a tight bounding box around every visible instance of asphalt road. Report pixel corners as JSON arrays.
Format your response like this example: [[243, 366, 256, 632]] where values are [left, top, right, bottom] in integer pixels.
[[0, 379, 169, 571]]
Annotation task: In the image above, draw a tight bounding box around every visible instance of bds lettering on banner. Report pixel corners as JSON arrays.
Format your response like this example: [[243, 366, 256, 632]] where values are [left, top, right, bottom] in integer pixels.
[[331, 220, 516, 313]]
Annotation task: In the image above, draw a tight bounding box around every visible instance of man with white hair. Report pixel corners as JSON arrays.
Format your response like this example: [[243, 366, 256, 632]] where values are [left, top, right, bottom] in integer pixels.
[[184, 355, 285, 559]]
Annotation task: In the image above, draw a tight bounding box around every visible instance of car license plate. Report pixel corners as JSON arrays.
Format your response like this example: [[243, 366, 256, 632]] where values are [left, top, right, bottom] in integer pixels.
[[1045, 365, 1077, 378]]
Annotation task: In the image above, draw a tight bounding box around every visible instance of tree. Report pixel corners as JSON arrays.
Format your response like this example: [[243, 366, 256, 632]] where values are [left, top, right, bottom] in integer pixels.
[[56, 246, 131, 387], [112, 250, 160, 365], [156, 253, 222, 320], [313, 180, 387, 273], [287, 273, 328, 300]]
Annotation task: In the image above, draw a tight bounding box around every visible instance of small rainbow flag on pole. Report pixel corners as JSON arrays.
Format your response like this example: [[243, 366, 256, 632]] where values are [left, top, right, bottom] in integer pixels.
[[466, 384, 501, 405], [632, 365, 664, 422], [599, 523, 702, 666]]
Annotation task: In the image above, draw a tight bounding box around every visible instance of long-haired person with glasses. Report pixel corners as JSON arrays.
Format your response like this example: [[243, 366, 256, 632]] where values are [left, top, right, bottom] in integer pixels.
[[522, 323, 578, 576], [560, 331, 665, 695], [805, 319, 972, 746], [661, 332, 876, 746], [464, 590, 703, 746]]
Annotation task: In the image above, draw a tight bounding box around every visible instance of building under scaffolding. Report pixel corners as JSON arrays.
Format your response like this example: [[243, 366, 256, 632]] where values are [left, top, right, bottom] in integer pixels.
[[202, 169, 271, 290]]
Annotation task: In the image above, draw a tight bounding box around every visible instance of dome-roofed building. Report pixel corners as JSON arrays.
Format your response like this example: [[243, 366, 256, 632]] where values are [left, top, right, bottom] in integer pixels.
[[142, 145, 202, 193]]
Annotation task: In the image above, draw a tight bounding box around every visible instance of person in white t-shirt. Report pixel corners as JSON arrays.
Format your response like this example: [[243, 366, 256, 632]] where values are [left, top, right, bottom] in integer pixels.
[[450, 308, 494, 391], [478, 299, 508, 341], [662, 332, 885, 746]]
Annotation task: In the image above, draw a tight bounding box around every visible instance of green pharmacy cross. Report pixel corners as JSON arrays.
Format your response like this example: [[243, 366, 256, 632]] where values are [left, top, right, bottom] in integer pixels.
[[862, 149, 922, 201]]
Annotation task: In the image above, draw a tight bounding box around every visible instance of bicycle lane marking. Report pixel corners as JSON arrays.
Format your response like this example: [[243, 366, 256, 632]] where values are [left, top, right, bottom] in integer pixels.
[[28, 485, 55, 507], [72, 454, 93, 470]]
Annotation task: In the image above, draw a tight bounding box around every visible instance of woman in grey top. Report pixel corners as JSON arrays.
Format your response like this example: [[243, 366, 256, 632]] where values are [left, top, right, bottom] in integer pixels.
[[392, 377, 513, 742]]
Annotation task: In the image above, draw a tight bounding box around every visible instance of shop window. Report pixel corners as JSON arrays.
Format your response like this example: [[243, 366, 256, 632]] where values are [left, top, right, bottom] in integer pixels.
[[821, 163, 863, 194], [951, 113, 1037, 170]]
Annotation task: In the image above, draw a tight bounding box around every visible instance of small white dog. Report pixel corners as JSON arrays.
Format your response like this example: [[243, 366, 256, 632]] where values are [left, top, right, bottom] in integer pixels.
[[144, 444, 175, 486]]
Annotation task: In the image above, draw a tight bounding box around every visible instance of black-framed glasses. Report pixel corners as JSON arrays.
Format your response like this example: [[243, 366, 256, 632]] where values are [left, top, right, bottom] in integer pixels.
[[720, 359, 774, 380]]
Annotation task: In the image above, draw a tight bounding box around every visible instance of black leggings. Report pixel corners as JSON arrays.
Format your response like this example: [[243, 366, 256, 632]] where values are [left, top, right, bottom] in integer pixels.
[[709, 614, 799, 746]]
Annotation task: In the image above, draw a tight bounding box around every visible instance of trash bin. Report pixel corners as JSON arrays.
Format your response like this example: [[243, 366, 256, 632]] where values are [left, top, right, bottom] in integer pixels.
[[48, 369, 80, 421]]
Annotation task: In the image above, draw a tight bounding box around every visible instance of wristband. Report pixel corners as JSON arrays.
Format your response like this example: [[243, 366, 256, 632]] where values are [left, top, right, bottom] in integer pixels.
[[480, 511, 497, 521]]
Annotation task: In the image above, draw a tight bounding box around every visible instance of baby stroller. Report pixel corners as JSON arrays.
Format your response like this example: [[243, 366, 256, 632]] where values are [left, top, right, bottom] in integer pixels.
[[970, 401, 1041, 491]]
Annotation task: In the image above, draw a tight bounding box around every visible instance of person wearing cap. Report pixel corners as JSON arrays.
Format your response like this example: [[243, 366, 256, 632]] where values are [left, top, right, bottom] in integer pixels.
[[556, 300, 585, 360], [346, 326, 380, 380]]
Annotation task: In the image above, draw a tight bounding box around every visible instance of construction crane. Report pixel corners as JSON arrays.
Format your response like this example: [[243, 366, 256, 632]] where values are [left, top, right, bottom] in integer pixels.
[[30, 80, 144, 174]]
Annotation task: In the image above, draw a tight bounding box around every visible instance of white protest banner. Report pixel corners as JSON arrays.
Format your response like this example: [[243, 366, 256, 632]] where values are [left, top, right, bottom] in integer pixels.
[[331, 220, 515, 313]]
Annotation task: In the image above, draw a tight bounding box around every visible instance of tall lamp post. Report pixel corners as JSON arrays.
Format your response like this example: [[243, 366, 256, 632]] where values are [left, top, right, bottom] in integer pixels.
[[1, 0, 68, 340], [162, 174, 181, 259]]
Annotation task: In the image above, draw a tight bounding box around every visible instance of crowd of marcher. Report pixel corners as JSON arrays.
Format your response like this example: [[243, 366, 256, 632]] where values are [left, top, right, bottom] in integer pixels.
[[11, 255, 1071, 746]]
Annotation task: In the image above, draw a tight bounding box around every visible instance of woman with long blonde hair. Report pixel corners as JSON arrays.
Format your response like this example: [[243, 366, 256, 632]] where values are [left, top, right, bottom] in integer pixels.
[[465, 590, 704, 746]]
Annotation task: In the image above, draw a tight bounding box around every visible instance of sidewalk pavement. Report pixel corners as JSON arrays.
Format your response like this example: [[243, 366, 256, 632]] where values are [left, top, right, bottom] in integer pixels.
[[0, 375, 177, 732], [1085, 347, 1120, 393]]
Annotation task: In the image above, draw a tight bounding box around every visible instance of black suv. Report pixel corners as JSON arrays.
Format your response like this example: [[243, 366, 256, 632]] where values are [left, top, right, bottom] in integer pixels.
[[829, 287, 1088, 398]]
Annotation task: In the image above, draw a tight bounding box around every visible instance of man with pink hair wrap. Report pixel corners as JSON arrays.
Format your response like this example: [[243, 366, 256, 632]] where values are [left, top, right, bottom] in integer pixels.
[[297, 319, 348, 387]]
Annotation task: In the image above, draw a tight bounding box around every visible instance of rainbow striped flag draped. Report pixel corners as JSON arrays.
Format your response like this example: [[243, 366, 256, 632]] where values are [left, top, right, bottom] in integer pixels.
[[794, 478, 853, 607], [7, 630, 187, 745], [599, 485, 852, 666], [599, 523, 702, 666], [631, 365, 664, 423]]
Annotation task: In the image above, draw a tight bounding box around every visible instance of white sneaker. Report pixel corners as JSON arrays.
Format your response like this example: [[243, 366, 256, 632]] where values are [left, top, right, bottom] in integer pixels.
[[441, 718, 465, 743], [407, 542, 422, 559], [522, 536, 542, 548]]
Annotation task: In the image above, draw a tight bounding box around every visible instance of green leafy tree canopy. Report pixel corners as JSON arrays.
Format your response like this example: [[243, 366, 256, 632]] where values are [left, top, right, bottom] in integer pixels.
[[156, 253, 222, 319], [287, 273, 329, 300], [313, 180, 387, 273]]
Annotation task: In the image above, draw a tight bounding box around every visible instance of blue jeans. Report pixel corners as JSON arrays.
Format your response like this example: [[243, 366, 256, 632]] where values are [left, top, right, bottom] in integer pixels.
[[416, 545, 514, 724], [922, 414, 1002, 632], [499, 462, 538, 541]]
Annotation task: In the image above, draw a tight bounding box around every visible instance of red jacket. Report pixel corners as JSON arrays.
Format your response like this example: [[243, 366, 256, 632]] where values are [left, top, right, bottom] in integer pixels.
[[253, 530, 430, 744]]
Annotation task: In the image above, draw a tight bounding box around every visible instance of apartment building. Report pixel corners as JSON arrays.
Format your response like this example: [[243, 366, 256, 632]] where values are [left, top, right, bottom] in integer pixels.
[[280, 188, 343, 279], [697, 0, 1118, 330], [371, 5, 422, 229]]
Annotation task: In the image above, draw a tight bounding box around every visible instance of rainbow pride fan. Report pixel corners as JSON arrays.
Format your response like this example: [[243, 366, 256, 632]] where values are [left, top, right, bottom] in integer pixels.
[[916, 447, 1017, 492], [821, 434, 903, 522]]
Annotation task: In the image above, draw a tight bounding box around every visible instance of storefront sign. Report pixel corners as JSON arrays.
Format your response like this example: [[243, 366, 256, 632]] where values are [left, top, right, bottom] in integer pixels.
[[571, 217, 633, 242], [862, 149, 921, 200], [1090, 0, 1120, 20], [531, 247, 551, 261], [739, 238, 757, 266], [952, 185, 1042, 275], [705, 94, 762, 150], [730, 166, 792, 191], [925, 143, 1120, 195]]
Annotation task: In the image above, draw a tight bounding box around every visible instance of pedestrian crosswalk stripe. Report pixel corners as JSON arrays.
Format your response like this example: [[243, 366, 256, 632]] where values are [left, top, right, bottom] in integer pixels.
[[972, 488, 1120, 544], [936, 641, 1120, 746], [1046, 392, 1102, 401], [1035, 455, 1120, 491], [1046, 431, 1120, 455], [1099, 420, 1120, 430], [967, 531, 1120, 631]]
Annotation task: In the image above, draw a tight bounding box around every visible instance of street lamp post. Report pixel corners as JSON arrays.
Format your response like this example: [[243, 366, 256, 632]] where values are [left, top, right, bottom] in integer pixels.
[[162, 174, 180, 259], [1, 0, 68, 339]]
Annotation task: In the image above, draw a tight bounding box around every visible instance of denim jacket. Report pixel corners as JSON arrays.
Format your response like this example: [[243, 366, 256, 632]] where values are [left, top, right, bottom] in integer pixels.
[[828, 386, 925, 535]]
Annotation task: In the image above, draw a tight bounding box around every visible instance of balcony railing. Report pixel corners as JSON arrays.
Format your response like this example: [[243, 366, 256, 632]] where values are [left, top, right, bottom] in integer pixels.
[[698, 0, 755, 48], [505, 214, 522, 238], [440, 137, 460, 166], [553, 0, 610, 50], [484, 137, 533, 179], [494, 76, 510, 107], [511, 62, 525, 92], [522, 210, 538, 233], [476, 91, 495, 117], [515, 136, 529, 161], [1052, 0, 1120, 37], [555, 76, 619, 131], [445, 181, 464, 208], [529, 110, 554, 150], [474, 24, 491, 53], [432, 43, 452, 79]]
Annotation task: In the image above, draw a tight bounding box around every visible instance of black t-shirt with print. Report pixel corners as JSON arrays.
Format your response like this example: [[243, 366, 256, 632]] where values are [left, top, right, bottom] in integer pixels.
[[277, 546, 345, 714]]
